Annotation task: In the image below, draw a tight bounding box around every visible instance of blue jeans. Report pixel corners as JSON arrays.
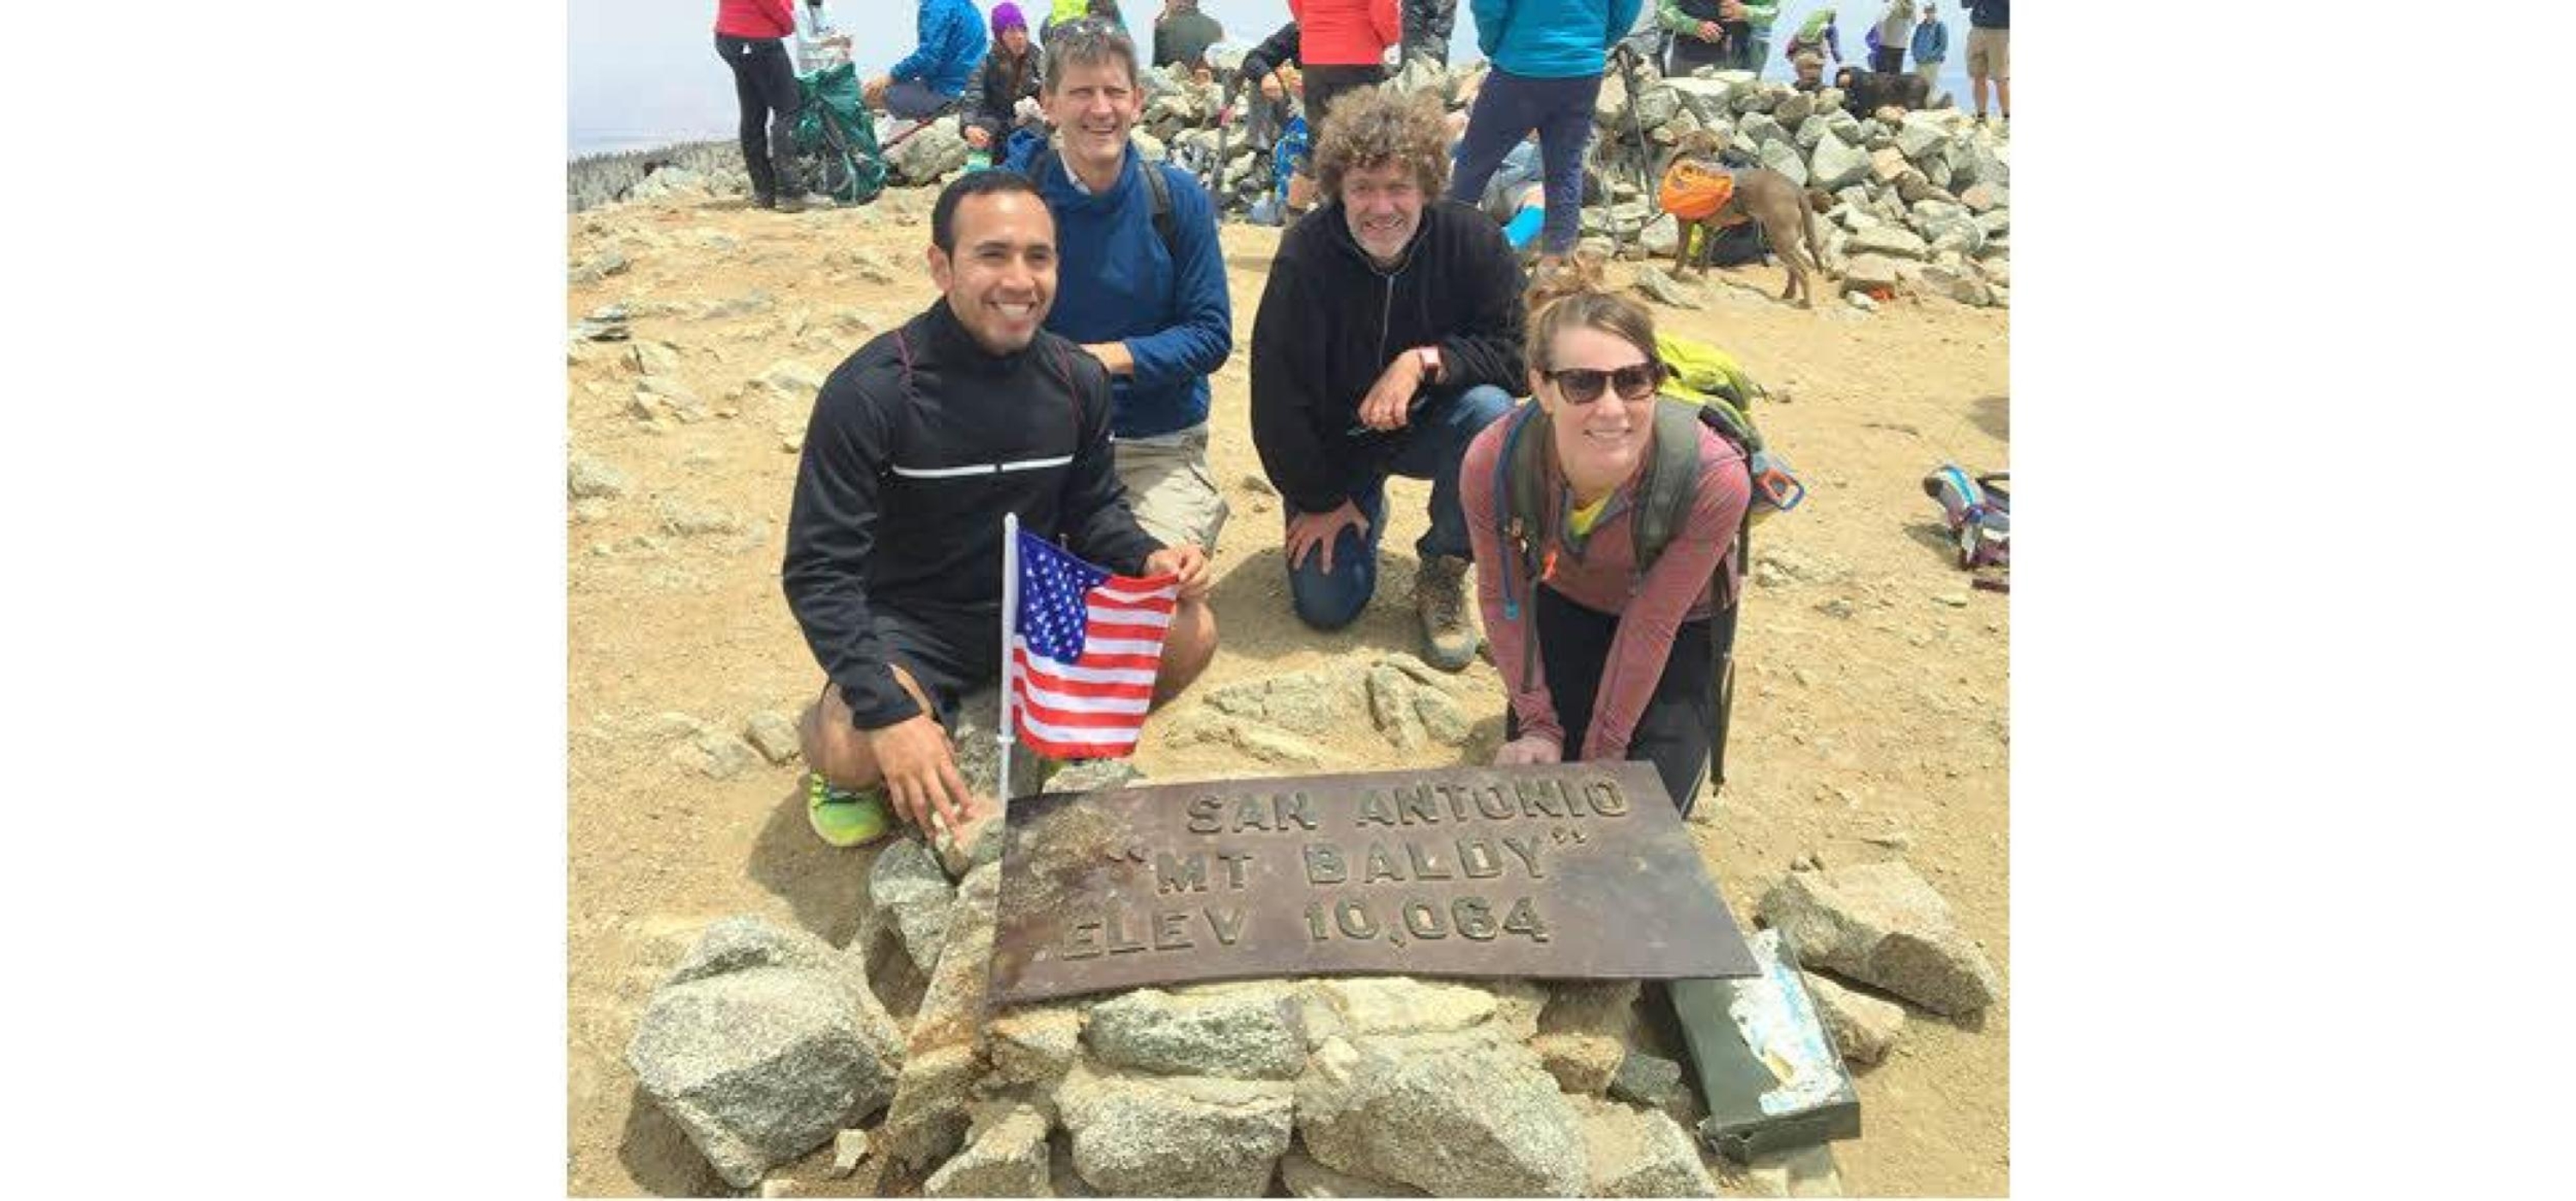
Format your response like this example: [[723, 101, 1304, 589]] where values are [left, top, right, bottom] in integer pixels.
[[1285, 385, 1514, 630], [1445, 68, 1602, 257]]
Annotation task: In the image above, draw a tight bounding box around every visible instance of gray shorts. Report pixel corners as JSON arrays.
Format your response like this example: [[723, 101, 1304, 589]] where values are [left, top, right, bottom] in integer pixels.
[[1115, 422, 1230, 555]]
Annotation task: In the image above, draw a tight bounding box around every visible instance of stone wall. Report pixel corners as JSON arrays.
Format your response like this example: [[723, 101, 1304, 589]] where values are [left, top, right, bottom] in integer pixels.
[[566, 63, 2010, 310]]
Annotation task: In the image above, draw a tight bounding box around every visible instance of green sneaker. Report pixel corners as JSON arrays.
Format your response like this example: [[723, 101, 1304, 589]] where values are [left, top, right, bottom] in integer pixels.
[[807, 773, 896, 848]]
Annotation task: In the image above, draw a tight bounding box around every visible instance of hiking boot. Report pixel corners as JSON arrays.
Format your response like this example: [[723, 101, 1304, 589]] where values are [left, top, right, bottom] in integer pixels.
[[1413, 554, 1480, 672], [775, 191, 832, 214], [752, 189, 778, 210], [807, 772, 896, 848]]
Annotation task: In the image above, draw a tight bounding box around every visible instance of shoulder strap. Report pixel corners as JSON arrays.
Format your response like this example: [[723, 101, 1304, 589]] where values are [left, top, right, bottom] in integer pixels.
[[1491, 403, 1549, 623], [1632, 397, 1713, 573], [1143, 160, 1178, 263]]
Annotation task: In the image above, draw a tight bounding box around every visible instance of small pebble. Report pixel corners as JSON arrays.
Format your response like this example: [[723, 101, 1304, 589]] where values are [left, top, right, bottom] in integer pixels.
[[1935, 593, 1970, 608], [832, 1129, 872, 1176]]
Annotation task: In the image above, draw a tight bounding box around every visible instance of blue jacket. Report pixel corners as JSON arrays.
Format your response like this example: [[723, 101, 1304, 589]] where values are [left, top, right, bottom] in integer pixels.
[[1015, 144, 1234, 440], [890, 0, 988, 97], [1470, 0, 1644, 79], [1911, 19, 1947, 64]]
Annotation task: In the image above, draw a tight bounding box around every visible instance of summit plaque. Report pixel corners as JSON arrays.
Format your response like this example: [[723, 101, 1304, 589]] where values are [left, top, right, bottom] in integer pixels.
[[988, 761, 1758, 1005]]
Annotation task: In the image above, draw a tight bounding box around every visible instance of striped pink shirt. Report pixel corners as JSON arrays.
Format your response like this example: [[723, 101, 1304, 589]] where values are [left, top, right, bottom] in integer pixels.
[[1462, 413, 1751, 761]]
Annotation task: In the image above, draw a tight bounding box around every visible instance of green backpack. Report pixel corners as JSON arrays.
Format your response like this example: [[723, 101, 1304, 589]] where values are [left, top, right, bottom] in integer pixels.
[[791, 63, 888, 205], [1488, 359, 1805, 792]]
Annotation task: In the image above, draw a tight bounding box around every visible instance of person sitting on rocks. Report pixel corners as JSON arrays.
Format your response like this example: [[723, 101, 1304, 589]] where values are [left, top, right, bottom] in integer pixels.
[[1235, 21, 1305, 173], [866, 0, 990, 122], [786, 170, 1217, 847], [1249, 88, 1524, 671], [1009, 18, 1235, 555], [1462, 280, 1751, 812], [962, 3, 1049, 157]]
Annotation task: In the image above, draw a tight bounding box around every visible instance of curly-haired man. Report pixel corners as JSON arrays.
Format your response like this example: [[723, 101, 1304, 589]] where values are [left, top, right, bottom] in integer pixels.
[[1248, 89, 1526, 671]]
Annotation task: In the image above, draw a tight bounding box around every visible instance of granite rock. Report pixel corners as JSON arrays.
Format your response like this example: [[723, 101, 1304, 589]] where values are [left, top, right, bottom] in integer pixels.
[[1756, 861, 2003, 1016]]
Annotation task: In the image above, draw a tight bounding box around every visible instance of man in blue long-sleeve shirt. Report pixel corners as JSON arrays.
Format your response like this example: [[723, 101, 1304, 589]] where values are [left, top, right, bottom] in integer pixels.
[[1009, 19, 1236, 555], [868, 0, 991, 119]]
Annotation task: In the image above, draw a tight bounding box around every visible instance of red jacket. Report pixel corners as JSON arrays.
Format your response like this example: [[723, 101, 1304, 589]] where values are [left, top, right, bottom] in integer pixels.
[[714, 0, 795, 40], [1291, 0, 1400, 66]]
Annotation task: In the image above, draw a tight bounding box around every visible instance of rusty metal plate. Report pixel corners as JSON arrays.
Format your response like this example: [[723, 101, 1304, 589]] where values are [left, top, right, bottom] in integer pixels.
[[989, 761, 1758, 1005]]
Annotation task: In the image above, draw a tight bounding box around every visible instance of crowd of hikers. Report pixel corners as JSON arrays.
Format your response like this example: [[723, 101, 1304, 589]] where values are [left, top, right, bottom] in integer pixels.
[[710, 0, 2009, 213], [744, 4, 1814, 852], [683, 2, 2020, 845]]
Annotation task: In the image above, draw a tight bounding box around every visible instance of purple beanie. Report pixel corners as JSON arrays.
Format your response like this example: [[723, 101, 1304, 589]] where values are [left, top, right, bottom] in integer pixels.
[[991, 3, 1027, 34]]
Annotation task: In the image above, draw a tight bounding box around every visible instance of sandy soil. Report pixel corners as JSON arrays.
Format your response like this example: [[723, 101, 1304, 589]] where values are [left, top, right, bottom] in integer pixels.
[[565, 187, 2009, 1197]]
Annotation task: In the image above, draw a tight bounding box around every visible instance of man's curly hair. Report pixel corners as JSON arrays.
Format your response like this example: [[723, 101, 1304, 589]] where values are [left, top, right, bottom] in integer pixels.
[[1312, 88, 1450, 201]]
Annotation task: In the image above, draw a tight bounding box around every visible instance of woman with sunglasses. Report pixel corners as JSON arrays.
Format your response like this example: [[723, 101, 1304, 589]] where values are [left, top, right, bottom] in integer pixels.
[[1460, 288, 1752, 813]]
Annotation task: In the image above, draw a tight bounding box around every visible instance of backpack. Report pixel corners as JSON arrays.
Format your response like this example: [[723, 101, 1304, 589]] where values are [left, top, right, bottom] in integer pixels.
[[1923, 464, 2008, 569], [790, 63, 889, 205], [1025, 146, 1181, 265], [1488, 363, 1805, 793]]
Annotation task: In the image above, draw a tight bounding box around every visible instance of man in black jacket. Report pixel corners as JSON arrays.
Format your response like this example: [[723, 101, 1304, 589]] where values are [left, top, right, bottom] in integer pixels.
[[785, 171, 1216, 847], [1249, 88, 1522, 672]]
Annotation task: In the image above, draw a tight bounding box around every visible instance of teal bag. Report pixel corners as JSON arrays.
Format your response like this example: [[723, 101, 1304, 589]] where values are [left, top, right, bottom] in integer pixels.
[[790, 63, 887, 204]]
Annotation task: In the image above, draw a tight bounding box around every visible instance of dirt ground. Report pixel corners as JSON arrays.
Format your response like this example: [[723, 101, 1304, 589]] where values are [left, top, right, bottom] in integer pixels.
[[565, 188, 2009, 1197]]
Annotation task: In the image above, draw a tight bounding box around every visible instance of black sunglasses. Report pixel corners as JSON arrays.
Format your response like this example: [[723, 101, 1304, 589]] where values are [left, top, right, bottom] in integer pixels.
[[1542, 361, 1664, 404]]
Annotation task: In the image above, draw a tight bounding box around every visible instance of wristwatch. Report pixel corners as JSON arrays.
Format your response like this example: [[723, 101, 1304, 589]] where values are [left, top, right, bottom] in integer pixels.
[[1416, 345, 1443, 382]]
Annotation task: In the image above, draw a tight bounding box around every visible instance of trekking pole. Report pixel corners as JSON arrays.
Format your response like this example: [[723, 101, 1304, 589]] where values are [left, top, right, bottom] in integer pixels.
[[1210, 74, 1242, 215], [1611, 42, 1659, 258]]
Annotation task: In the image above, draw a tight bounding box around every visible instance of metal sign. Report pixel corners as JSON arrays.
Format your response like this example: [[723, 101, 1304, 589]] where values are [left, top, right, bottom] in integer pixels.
[[989, 761, 1759, 1005]]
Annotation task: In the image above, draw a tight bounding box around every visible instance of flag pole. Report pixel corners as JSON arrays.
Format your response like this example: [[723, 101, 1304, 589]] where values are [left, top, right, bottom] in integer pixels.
[[998, 511, 1019, 804]]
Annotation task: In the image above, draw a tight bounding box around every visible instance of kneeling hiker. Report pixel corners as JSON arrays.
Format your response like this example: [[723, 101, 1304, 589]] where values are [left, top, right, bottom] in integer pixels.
[[1462, 287, 1752, 812], [785, 172, 1216, 847], [1013, 18, 1234, 554], [1249, 88, 1525, 670]]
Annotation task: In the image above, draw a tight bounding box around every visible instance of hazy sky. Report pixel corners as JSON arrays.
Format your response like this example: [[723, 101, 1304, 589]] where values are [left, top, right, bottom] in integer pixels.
[[569, 1, 1979, 158]]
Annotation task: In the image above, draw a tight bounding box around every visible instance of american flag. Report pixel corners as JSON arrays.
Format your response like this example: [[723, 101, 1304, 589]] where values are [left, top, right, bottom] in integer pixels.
[[1009, 531, 1177, 759]]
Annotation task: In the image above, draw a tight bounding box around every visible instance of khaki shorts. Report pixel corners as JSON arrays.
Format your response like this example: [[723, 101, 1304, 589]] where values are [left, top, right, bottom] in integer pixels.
[[1966, 27, 2008, 78], [1115, 422, 1230, 555]]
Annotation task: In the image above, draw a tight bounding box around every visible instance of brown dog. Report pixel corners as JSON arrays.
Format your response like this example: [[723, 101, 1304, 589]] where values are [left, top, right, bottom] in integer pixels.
[[1660, 130, 1831, 308]]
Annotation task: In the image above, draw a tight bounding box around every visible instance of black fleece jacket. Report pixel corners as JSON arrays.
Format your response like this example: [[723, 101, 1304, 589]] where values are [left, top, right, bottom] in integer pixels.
[[1238, 21, 1301, 81], [783, 300, 1163, 730], [1249, 197, 1529, 515]]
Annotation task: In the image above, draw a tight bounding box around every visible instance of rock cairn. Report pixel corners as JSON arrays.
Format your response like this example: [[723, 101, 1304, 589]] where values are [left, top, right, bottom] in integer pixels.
[[623, 688, 2005, 1196], [566, 61, 2008, 310], [1582, 65, 2011, 308]]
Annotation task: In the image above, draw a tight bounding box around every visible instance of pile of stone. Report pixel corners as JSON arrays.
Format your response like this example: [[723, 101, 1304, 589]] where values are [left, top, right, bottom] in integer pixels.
[[566, 61, 2009, 312], [568, 141, 756, 214], [878, 64, 1238, 191], [1582, 66, 2010, 308], [623, 691, 2008, 1196], [632, 822, 1722, 1197], [1161, 652, 1479, 771]]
